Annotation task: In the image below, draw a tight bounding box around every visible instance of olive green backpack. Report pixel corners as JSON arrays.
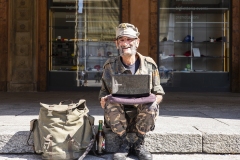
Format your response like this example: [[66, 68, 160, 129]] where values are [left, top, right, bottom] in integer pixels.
[[27, 99, 95, 160]]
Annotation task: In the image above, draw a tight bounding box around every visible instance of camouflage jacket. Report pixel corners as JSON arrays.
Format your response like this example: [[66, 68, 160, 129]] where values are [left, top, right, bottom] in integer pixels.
[[99, 52, 165, 99]]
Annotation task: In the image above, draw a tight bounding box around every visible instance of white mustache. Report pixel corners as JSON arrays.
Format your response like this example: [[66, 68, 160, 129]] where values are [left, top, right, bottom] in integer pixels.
[[121, 46, 131, 49]]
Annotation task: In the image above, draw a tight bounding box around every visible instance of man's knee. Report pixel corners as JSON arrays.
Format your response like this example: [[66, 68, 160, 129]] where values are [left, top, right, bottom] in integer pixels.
[[135, 102, 159, 134], [104, 103, 127, 135]]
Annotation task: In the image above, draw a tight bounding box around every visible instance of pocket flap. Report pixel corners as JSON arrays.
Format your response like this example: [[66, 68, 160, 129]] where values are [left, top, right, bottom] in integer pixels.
[[40, 99, 86, 112]]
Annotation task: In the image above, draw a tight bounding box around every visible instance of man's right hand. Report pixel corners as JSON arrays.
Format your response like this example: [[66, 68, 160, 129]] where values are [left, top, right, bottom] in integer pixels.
[[100, 96, 108, 109]]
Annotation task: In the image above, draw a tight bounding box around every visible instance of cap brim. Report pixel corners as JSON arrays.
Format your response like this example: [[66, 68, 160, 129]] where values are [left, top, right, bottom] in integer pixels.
[[117, 34, 138, 39]]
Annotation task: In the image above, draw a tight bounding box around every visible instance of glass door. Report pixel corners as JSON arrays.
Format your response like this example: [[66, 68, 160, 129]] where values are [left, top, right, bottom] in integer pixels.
[[158, 0, 230, 91], [48, 0, 120, 89]]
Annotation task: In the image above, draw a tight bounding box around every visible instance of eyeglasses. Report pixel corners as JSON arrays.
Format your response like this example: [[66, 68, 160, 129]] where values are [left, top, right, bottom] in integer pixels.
[[117, 23, 138, 32]]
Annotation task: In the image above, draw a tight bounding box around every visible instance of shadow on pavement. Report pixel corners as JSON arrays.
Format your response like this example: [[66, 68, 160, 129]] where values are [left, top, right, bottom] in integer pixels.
[[0, 91, 239, 120]]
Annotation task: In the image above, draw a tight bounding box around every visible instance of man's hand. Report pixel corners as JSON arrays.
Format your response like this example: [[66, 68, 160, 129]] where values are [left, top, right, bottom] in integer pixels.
[[100, 96, 108, 109], [155, 95, 163, 104]]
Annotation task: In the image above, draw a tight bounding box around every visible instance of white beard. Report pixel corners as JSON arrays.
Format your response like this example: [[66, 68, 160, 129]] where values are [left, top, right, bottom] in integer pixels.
[[118, 42, 138, 57]]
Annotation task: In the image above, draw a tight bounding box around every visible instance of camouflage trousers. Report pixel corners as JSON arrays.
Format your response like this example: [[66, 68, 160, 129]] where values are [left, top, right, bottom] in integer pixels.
[[104, 101, 159, 136]]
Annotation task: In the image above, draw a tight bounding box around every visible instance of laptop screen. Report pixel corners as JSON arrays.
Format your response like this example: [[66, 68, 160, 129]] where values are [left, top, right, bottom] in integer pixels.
[[112, 74, 151, 97]]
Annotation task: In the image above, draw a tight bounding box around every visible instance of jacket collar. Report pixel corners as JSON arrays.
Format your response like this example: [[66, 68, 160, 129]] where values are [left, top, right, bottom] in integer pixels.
[[116, 52, 145, 74]]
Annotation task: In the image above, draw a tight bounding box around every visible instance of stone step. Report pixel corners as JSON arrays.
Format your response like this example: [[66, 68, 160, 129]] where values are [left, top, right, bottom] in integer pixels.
[[0, 124, 239, 154], [103, 127, 202, 153], [0, 153, 240, 160]]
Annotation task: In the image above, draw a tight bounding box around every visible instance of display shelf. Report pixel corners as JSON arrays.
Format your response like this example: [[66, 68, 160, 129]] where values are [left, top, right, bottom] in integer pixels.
[[159, 5, 230, 88], [50, 40, 118, 72], [172, 41, 229, 43], [166, 26, 229, 29], [160, 11, 228, 70], [158, 0, 230, 90], [161, 56, 228, 59]]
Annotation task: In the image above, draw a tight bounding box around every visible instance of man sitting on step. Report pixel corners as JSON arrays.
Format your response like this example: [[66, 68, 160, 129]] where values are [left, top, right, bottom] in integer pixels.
[[99, 23, 165, 160]]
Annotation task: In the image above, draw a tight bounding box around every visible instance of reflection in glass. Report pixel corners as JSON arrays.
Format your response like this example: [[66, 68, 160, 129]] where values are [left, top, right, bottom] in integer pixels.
[[158, 0, 230, 86], [49, 0, 120, 87]]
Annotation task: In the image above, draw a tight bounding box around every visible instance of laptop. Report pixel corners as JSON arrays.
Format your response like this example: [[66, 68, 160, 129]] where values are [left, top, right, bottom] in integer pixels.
[[112, 74, 151, 97]]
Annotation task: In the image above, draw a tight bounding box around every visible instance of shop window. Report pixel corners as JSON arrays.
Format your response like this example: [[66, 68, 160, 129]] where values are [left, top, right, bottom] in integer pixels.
[[48, 0, 120, 88], [158, 0, 230, 91]]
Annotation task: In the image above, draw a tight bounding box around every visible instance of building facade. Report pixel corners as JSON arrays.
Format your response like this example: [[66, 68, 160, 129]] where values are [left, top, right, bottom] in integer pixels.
[[0, 0, 240, 92]]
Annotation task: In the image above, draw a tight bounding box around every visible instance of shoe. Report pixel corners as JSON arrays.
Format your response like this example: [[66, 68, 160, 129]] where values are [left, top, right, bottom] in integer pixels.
[[113, 133, 130, 160], [133, 134, 152, 160]]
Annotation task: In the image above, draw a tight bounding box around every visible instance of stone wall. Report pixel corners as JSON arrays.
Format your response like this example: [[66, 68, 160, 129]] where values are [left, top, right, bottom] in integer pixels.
[[7, 0, 37, 91], [37, 0, 47, 91], [149, 0, 158, 62], [0, 0, 8, 91], [121, 0, 130, 22], [121, 0, 158, 63], [231, 0, 240, 92], [0, 0, 239, 92]]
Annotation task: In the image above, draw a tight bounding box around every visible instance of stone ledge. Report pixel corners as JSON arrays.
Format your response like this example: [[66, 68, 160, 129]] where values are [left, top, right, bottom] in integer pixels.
[[0, 126, 240, 154], [145, 133, 202, 153], [203, 133, 240, 153], [103, 127, 202, 153]]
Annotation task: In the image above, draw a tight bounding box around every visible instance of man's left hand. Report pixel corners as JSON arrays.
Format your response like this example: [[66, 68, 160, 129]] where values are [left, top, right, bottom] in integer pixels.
[[155, 95, 163, 104]]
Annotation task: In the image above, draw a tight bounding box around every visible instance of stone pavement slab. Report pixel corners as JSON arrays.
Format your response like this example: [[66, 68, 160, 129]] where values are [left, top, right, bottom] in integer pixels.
[[0, 91, 240, 154], [0, 154, 239, 160]]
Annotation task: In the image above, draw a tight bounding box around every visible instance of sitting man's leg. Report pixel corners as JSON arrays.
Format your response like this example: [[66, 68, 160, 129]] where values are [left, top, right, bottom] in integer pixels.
[[104, 102, 129, 160], [134, 102, 159, 160]]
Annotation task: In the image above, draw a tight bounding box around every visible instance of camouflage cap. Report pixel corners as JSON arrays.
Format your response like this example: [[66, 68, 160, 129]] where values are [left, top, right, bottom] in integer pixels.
[[116, 23, 140, 39]]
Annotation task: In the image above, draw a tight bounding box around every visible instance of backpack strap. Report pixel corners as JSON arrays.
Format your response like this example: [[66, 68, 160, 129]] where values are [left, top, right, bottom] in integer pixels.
[[78, 116, 109, 160], [78, 116, 96, 160], [27, 119, 37, 152]]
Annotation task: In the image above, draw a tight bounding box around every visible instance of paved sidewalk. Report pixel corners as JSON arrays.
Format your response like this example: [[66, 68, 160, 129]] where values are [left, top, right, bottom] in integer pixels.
[[0, 91, 240, 157], [0, 153, 239, 160]]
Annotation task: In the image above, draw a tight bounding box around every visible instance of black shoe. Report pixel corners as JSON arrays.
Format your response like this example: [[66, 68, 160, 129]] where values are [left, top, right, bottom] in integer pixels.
[[113, 133, 130, 160], [133, 134, 152, 160]]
